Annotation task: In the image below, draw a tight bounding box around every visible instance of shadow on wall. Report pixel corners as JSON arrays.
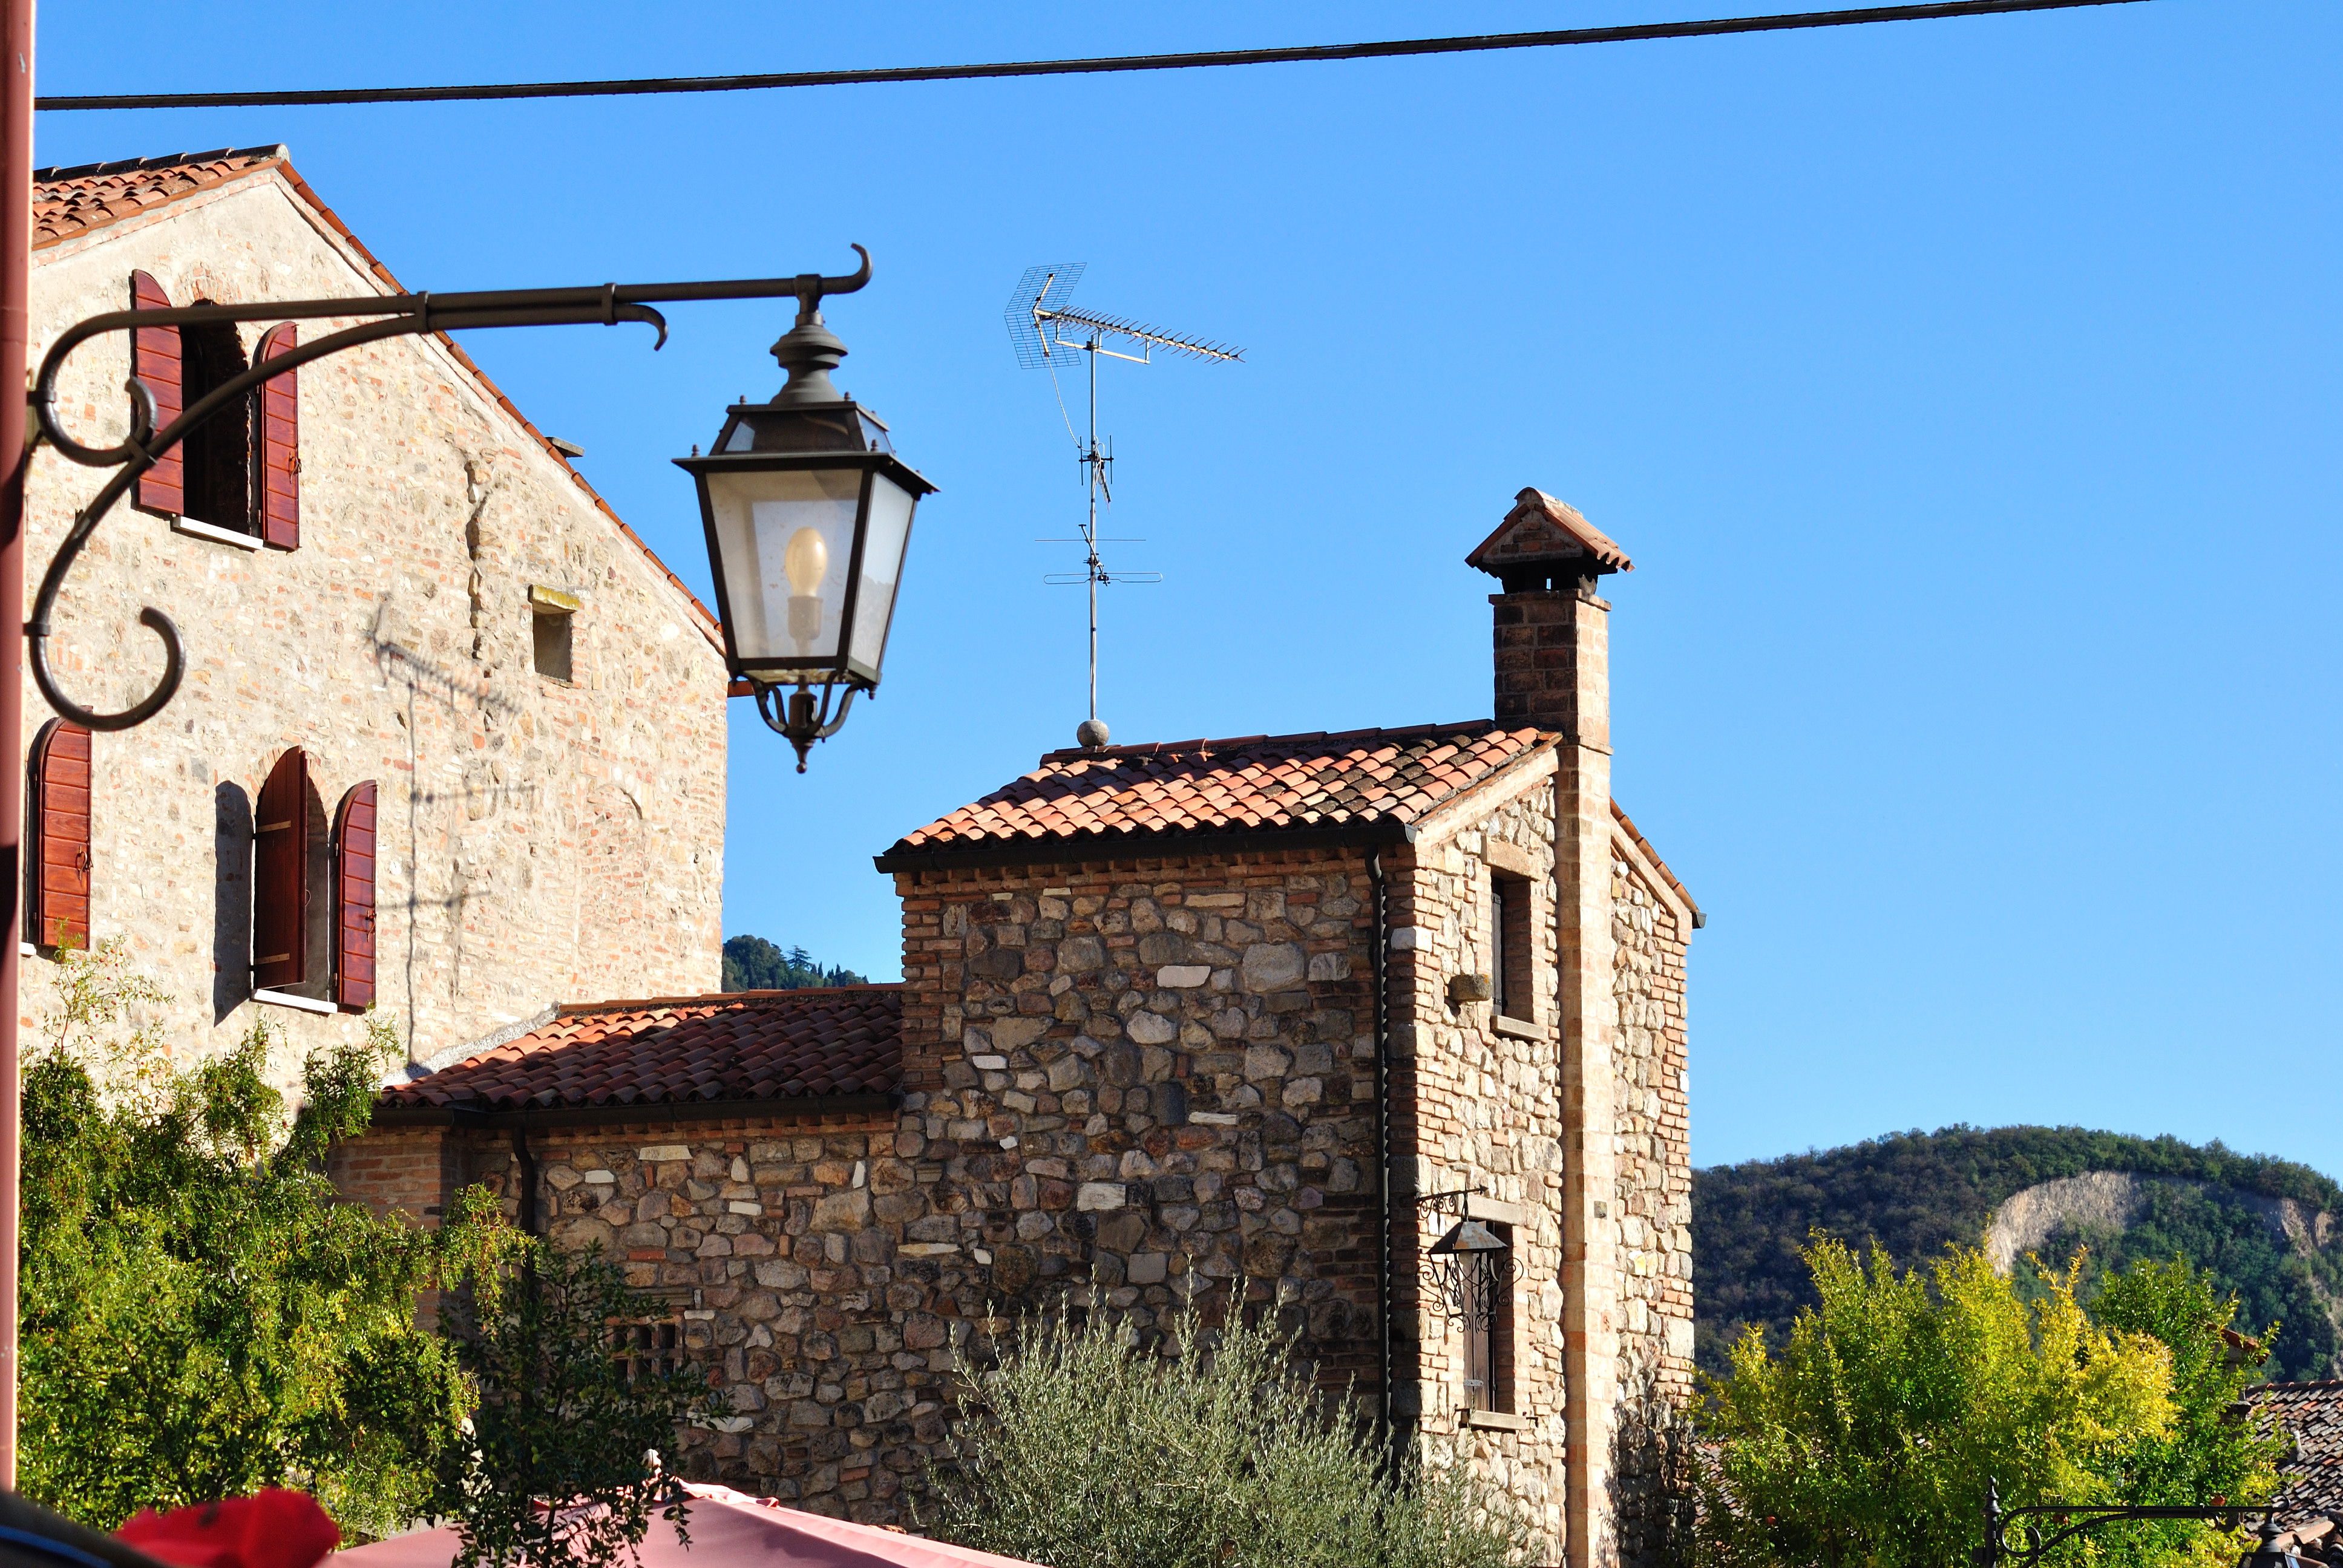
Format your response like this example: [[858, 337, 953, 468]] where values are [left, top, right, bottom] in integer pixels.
[[214, 780, 251, 1024]]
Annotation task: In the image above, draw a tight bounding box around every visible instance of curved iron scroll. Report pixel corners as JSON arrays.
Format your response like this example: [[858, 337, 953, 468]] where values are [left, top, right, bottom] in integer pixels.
[[1974, 1479, 2273, 1568], [25, 250, 873, 730]]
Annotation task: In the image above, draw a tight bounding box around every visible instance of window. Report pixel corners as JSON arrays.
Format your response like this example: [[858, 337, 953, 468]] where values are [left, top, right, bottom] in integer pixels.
[[179, 314, 251, 534], [531, 586, 578, 681], [611, 1318, 683, 1383], [126, 272, 300, 549], [1489, 870, 1533, 1023], [533, 608, 573, 680], [25, 719, 92, 951], [1462, 1220, 1515, 1414], [252, 754, 373, 1008]]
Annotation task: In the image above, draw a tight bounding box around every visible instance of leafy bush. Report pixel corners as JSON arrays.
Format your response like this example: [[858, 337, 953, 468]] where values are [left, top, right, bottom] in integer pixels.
[[1696, 1238, 2281, 1568], [22, 938, 724, 1561], [922, 1295, 1536, 1568], [433, 1244, 724, 1568], [19, 941, 513, 1537]]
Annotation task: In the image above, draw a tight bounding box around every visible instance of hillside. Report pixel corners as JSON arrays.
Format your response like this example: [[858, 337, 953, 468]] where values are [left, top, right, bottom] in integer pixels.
[[1694, 1125, 2343, 1381]]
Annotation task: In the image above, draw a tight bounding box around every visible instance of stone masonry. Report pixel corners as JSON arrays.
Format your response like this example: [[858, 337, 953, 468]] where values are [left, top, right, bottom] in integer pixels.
[[339, 486, 1699, 1566], [22, 149, 726, 1077]]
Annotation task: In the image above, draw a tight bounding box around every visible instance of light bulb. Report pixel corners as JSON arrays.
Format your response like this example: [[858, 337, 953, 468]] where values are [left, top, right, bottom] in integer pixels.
[[783, 527, 828, 595], [783, 526, 828, 650]]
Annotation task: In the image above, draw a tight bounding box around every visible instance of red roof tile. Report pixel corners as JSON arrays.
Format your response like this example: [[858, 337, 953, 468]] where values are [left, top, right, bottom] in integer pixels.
[[32, 146, 289, 250], [383, 988, 901, 1112], [882, 721, 1555, 863], [2263, 1380, 2343, 1529]]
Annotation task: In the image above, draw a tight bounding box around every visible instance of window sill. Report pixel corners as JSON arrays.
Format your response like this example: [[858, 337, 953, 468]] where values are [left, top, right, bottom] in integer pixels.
[[1492, 1014, 1551, 1042], [252, 988, 336, 1016], [171, 515, 264, 552], [1460, 1409, 1531, 1432]]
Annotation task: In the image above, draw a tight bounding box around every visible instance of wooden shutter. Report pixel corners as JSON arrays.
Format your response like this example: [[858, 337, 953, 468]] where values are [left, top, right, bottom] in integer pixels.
[[25, 720, 91, 950], [129, 270, 184, 517], [252, 749, 308, 991], [333, 781, 376, 1011], [254, 322, 299, 550]]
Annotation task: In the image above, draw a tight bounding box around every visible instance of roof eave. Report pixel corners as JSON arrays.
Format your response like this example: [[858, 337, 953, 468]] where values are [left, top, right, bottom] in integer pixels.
[[372, 1090, 900, 1130], [874, 816, 1420, 875]]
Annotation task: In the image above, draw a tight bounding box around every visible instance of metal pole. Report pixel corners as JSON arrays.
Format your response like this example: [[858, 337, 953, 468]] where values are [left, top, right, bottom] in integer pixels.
[[1084, 333, 1098, 726], [0, 0, 34, 1492]]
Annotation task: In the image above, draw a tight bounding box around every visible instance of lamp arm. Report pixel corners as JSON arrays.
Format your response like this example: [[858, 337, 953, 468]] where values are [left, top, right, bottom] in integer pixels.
[[21, 256, 876, 731], [1976, 1484, 2268, 1568]]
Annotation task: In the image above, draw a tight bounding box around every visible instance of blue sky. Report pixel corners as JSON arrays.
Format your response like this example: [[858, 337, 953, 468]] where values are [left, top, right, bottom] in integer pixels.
[[33, 1, 2341, 1173]]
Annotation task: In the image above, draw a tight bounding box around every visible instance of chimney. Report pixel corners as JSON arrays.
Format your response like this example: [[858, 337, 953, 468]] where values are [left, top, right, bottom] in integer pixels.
[[1466, 486, 1633, 745]]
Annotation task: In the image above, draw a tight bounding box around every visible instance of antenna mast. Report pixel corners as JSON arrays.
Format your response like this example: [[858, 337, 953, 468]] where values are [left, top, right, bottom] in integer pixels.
[[1005, 265, 1240, 750]]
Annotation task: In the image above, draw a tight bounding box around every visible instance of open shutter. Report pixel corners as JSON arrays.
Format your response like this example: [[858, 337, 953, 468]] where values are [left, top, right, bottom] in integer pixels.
[[333, 781, 376, 1011], [128, 270, 184, 517], [255, 322, 299, 550], [252, 749, 308, 991], [25, 720, 91, 950]]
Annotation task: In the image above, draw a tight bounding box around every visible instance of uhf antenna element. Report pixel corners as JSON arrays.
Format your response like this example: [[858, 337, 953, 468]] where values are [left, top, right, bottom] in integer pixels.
[[1006, 264, 1240, 752]]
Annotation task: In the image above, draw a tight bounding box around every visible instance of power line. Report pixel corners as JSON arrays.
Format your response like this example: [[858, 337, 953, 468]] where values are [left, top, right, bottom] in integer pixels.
[[34, 0, 2150, 113]]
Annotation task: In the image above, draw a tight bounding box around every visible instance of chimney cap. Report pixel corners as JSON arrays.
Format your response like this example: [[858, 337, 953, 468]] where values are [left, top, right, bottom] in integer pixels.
[[1465, 488, 1633, 578]]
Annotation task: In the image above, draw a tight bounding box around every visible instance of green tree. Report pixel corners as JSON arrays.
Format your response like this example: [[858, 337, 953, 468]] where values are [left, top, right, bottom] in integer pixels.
[[720, 935, 867, 991], [18, 940, 514, 1538], [1696, 1239, 2278, 1568], [922, 1295, 1536, 1568], [432, 1244, 724, 1568]]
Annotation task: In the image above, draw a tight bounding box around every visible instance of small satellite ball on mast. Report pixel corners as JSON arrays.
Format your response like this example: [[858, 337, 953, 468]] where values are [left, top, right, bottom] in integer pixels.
[[1004, 264, 1241, 752]]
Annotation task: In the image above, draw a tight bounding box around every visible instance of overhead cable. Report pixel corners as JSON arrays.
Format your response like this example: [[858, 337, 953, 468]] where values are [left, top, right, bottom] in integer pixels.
[[35, 0, 2151, 113]]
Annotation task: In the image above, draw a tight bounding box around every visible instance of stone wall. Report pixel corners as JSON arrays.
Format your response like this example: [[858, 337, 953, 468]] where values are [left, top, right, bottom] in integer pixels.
[[23, 167, 726, 1076], [1384, 759, 1570, 1551], [894, 853, 1385, 1387], [1610, 846, 1694, 1568]]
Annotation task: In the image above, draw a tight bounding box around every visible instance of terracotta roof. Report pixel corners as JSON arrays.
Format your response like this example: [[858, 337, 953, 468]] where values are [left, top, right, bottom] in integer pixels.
[[1466, 487, 1633, 577], [29, 146, 723, 647], [880, 720, 1555, 864], [381, 988, 901, 1112], [32, 146, 289, 249], [2263, 1380, 2343, 1529], [1612, 801, 1703, 926]]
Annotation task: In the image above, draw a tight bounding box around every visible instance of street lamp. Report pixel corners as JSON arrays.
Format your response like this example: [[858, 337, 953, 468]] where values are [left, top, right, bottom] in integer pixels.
[[676, 249, 937, 771], [1426, 1216, 1513, 1325]]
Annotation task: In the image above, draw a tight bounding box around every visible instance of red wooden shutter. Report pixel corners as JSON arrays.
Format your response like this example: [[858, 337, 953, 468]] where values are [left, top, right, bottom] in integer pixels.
[[255, 322, 299, 550], [24, 720, 91, 950], [128, 270, 184, 517], [252, 749, 308, 991], [333, 781, 376, 1011]]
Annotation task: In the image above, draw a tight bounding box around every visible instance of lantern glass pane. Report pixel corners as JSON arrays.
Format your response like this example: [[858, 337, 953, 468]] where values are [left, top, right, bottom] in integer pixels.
[[706, 466, 862, 667], [848, 474, 917, 676]]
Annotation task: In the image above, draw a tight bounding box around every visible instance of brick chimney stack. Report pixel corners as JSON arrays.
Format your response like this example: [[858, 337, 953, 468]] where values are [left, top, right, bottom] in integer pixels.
[[1467, 487, 1633, 745], [1467, 486, 1634, 1568]]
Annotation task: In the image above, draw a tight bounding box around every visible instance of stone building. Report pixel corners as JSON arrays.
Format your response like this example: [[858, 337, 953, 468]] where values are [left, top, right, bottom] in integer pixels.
[[19, 147, 727, 1069], [338, 487, 1698, 1567]]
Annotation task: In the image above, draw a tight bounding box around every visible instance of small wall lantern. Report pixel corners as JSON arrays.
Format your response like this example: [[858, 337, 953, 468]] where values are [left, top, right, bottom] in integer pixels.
[[676, 250, 937, 771]]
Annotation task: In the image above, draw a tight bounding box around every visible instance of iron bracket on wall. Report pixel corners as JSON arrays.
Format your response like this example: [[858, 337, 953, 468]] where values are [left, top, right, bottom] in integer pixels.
[[23, 249, 871, 731], [1973, 1478, 2278, 1568]]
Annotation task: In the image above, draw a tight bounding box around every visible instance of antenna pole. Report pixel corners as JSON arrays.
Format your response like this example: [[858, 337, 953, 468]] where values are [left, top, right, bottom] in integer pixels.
[[1086, 332, 1099, 727]]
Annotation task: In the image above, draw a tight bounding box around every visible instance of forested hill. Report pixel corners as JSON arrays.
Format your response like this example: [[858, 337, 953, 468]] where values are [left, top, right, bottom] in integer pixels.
[[1694, 1125, 2343, 1381]]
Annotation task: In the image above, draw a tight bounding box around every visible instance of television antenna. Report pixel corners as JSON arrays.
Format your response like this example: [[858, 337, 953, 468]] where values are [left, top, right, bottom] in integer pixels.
[[1005, 264, 1241, 750]]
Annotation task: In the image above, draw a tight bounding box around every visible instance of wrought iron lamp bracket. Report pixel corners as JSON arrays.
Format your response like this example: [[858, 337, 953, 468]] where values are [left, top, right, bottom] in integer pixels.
[[22, 250, 874, 731], [1973, 1479, 2273, 1568]]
